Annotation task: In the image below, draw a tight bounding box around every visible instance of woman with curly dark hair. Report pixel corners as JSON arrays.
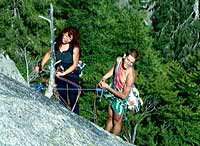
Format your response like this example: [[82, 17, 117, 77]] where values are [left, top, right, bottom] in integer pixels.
[[35, 26, 80, 114]]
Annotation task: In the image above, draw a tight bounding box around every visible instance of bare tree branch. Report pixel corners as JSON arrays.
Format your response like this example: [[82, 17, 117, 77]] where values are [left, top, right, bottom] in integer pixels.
[[117, 0, 131, 9], [158, 21, 169, 39], [19, 42, 31, 86], [38, 16, 51, 24], [131, 98, 158, 144], [13, 0, 17, 17], [144, 1, 156, 26], [39, 4, 56, 98], [193, 0, 199, 21], [24, 44, 29, 86], [171, 12, 194, 39]]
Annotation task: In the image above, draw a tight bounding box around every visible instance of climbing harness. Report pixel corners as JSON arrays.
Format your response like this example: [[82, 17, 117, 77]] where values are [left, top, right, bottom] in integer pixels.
[[56, 60, 86, 77]]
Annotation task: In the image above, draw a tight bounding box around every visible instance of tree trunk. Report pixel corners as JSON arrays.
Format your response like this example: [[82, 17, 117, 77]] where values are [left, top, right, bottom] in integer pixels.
[[44, 3, 55, 98], [193, 0, 199, 20]]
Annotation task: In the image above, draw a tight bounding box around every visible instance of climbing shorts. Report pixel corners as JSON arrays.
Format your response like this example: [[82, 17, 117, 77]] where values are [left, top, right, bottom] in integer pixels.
[[104, 92, 127, 115]]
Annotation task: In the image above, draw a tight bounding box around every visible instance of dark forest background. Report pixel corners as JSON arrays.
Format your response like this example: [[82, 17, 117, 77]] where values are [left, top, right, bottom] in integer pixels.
[[0, 0, 199, 145]]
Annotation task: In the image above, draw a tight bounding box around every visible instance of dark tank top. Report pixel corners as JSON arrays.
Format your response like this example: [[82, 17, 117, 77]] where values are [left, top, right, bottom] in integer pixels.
[[55, 46, 73, 70], [55, 44, 79, 79]]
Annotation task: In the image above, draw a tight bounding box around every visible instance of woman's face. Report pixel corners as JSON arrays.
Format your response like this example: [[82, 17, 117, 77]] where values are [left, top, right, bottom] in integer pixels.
[[123, 55, 136, 69], [62, 32, 73, 44]]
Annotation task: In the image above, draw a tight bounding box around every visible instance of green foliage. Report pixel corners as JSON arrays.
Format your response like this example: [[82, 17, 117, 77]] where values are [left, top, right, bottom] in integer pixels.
[[152, 0, 199, 66], [148, 1, 200, 144], [133, 57, 199, 145]]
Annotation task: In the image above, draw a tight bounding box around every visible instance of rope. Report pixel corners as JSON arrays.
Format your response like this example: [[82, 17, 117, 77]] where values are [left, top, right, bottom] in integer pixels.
[[32, 84, 105, 97], [56, 76, 81, 112], [32, 75, 105, 115], [57, 76, 81, 88], [56, 76, 104, 97], [56, 88, 104, 97], [54, 89, 70, 109]]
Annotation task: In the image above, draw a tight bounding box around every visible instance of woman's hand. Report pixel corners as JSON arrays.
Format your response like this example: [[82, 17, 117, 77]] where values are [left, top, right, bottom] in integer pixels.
[[98, 80, 109, 89], [34, 66, 41, 74], [55, 71, 65, 77]]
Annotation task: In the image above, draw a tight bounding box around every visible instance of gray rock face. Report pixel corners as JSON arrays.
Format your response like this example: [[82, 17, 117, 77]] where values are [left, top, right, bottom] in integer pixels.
[[0, 53, 27, 85], [0, 73, 133, 146]]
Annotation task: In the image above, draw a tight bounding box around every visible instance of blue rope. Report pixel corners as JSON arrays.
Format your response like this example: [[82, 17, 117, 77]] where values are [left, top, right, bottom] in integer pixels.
[[31, 83, 105, 98], [56, 87, 105, 98]]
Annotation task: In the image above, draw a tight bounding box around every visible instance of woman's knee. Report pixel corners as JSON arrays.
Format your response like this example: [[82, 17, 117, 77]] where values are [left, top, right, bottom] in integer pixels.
[[113, 114, 122, 124], [114, 118, 121, 125], [107, 115, 113, 121]]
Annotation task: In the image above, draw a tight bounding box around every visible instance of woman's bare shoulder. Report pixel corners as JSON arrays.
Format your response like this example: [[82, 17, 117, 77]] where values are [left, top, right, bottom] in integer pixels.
[[116, 56, 122, 64]]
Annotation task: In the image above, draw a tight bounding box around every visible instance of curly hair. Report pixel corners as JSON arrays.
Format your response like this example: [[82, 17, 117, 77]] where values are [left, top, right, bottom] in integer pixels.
[[55, 26, 80, 50]]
